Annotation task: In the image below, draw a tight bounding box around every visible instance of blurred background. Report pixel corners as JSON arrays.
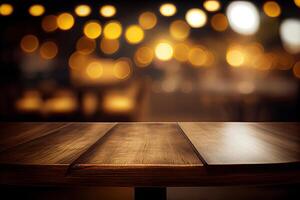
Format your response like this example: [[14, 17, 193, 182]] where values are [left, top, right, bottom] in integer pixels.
[[0, 0, 300, 122]]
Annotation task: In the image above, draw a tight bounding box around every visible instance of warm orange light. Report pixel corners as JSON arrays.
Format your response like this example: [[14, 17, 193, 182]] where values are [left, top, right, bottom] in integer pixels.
[[100, 5, 116, 18], [125, 25, 144, 44], [134, 46, 154, 67], [103, 93, 134, 113], [263, 1, 281, 18], [295, 0, 300, 8], [15, 90, 42, 113], [203, 0, 221, 12], [113, 58, 131, 79], [188, 46, 208, 67], [293, 61, 300, 79], [100, 38, 119, 54], [0, 3, 13, 16], [57, 13, 74, 30], [20, 35, 39, 53], [211, 13, 228, 32], [42, 15, 58, 32], [155, 42, 173, 61], [39, 41, 58, 59], [226, 46, 245, 67], [83, 21, 102, 39], [185, 8, 207, 28], [139, 12, 157, 30], [29, 4, 45, 16], [103, 21, 122, 39], [170, 20, 190, 41], [69, 51, 89, 70], [174, 43, 189, 62], [75, 4, 91, 17], [76, 36, 96, 55], [159, 3, 177, 17], [86, 62, 103, 79]]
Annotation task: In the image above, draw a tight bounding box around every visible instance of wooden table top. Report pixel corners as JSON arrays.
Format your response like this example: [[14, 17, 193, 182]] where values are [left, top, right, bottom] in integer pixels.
[[0, 122, 299, 187]]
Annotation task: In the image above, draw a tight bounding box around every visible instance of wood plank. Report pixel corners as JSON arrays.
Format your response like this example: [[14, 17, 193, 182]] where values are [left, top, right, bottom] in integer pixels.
[[179, 122, 300, 167], [0, 123, 69, 152], [0, 123, 116, 186], [0, 123, 116, 165], [73, 123, 202, 167]]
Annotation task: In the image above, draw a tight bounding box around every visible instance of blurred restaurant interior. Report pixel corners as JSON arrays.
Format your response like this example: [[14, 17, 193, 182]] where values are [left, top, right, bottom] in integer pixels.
[[0, 0, 300, 122]]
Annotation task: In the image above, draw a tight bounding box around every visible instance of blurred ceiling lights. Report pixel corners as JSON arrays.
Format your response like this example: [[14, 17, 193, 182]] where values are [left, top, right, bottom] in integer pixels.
[[226, 1, 260, 35], [159, 3, 177, 17], [280, 19, 300, 54], [185, 8, 207, 28]]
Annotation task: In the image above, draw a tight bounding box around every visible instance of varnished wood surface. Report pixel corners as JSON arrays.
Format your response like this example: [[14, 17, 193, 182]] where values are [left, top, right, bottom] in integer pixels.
[[0, 122, 300, 186], [0, 123, 69, 152], [179, 122, 300, 166]]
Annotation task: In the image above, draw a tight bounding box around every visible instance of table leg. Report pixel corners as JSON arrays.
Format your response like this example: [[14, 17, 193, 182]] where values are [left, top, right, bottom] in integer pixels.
[[134, 187, 166, 200]]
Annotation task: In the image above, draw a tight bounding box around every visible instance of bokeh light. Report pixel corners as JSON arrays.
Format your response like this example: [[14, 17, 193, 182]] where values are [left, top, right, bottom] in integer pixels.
[[113, 58, 131, 79], [86, 62, 103, 79], [103, 21, 122, 39], [170, 20, 190, 41], [0, 3, 13, 16], [100, 5, 116, 18], [76, 36, 96, 55], [75, 4, 91, 17], [159, 3, 177, 17], [174, 43, 189, 62], [139, 12, 157, 30], [155, 42, 173, 61], [42, 15, 58, 32], [263, 1, 281, 18], [57, 13, 74, 30], [28, 4, 45, 17], [185, 8, 207, 28], [103, 93, 134, 114], [226, 45, 245, 67], [280, 19, 300, 54], [294, 0, 300, 8], [203, 0, 221, 12], [83, 21, 102, 39], [68, 51, 89, 70], [134, 46, 154, 67], [293, 61, 300, 79], [100, 38, 120, 54], [188, 46, 208, 67], [226, 1, 260, 35], [125, 25, 144, 44], [211, 13, 228, 32], [39, 41, 58, 60], [20, 35, 39, 53]]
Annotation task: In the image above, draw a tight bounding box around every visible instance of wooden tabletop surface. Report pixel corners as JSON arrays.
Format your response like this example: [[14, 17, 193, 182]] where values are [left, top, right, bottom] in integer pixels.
[[0, 122, 299, 187]]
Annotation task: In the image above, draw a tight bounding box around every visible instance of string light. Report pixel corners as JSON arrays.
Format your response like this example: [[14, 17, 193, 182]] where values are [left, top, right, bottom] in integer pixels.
[[125, 25, 144, 44], [0, 3, 13, 16], [155, 42, 173, 61], [186, 8, 207, 28], [20, 35, 39, 53], [100, 5, 116, 18], [83, 21, 102, 39], [57, 13, 74, 30], [75, 4, 91, 17], [28, 4, 45, 17], [159, 3, 177, 17], [103, 21, 122, 39], [39, 41, 58, 59], [203, 0, 221, 12]]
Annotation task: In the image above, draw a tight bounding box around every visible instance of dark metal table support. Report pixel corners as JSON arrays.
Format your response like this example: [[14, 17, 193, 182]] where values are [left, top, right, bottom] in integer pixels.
[[134, 187, 166, 200]]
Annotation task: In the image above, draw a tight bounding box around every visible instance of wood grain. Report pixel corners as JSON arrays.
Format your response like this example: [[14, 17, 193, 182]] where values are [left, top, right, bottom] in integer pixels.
[[179, 122, 300, 166], [0, 123, 115, 165], [72, 123, 202, 167], [0, 123, 69, 152]]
